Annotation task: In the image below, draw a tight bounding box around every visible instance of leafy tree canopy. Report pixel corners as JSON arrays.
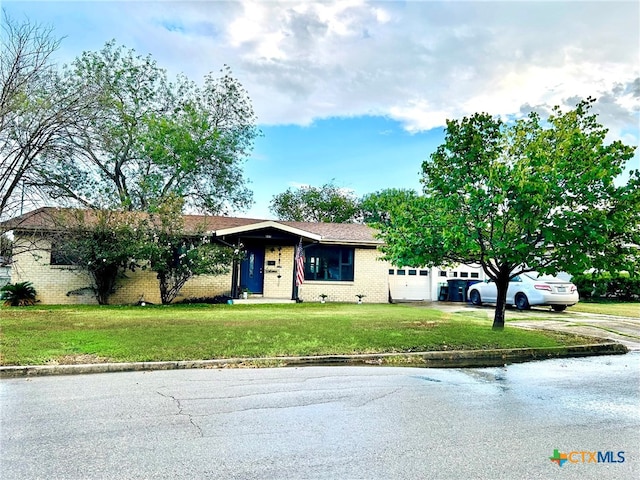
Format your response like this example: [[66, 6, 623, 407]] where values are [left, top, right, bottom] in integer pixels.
[[375, 98, 639, 329], [37, 41, 257, 215], [361, 188, 420, 226], [270, 181, 361, 223]]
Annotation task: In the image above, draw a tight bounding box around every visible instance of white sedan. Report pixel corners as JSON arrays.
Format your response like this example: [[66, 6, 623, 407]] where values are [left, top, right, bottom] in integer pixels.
[[467, 272, 579, 311]]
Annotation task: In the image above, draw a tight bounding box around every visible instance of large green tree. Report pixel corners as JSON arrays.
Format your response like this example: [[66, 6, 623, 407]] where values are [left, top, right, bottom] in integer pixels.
[[376, 99, 639, 329], [28, 42, 258, 303], [37, 41, 257, 214], [270, 181, 361, 223]]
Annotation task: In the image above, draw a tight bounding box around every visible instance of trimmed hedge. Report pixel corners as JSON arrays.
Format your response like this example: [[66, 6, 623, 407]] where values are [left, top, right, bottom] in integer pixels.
[[572, 273, 640, 301], [177, 295, 233, 305]]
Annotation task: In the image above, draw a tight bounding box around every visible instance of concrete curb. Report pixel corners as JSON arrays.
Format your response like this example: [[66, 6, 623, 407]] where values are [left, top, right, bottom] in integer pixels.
[[0, 342, 628, 378]]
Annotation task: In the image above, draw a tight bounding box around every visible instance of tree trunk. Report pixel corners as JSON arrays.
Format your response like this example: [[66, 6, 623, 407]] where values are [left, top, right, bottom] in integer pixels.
[[91, 264, 118, 305], [158, 272, 171, 305], [158, 271, 191, 304], [492, 274, 510, 330]]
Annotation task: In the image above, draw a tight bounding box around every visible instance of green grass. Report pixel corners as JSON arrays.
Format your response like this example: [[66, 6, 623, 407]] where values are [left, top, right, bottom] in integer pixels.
[[0, 303, 599, 366], [570, 301, 640, 318]]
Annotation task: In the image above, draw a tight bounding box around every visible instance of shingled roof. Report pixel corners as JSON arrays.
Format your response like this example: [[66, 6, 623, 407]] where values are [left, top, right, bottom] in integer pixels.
[[4, 207, 382, 246], [281, 221, 381, 244]]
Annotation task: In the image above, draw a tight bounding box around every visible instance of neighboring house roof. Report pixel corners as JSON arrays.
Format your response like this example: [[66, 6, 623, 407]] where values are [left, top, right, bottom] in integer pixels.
[[3, 207, 382, 246]]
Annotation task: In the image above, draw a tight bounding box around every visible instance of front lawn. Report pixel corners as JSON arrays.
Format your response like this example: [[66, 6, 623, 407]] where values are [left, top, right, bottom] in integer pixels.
[[570, 301, 640, 318], [0, 303, 599, 366]]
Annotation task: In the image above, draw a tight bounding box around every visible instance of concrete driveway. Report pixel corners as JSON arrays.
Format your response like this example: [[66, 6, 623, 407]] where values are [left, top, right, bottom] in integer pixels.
[[508, 312, 640, 351], [414, 301, 640, 351]]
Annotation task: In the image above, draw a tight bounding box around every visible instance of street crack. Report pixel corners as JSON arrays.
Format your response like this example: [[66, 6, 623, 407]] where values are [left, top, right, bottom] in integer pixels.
[[157, 391, 203, 438], [355, 387, 402, 407]]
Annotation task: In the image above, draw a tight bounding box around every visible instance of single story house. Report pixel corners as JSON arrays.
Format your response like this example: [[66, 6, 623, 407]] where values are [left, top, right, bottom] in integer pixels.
[[3, 208, 485, 305]]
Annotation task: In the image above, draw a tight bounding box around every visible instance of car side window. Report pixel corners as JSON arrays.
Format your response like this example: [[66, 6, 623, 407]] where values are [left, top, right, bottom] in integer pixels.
[[511, 276, 521, 282]]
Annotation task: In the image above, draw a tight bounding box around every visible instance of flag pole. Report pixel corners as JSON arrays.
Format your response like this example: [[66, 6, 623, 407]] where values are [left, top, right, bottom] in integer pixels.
[[292, 238, 305, 302]]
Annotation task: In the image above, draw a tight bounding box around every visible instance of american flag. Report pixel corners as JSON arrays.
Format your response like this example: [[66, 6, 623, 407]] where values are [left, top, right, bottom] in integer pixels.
[[295, 241, 305, 287]]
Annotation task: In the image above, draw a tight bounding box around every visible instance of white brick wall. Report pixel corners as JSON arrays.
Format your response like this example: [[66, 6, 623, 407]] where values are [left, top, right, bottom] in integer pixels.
[[11, 237, 98, 305]]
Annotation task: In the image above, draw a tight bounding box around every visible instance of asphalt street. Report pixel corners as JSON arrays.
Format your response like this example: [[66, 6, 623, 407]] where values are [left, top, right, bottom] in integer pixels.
[[1, 353, 638, 480]]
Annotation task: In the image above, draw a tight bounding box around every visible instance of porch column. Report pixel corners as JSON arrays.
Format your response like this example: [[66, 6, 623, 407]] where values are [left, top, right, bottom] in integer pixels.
[[231, 239, 241, 299]]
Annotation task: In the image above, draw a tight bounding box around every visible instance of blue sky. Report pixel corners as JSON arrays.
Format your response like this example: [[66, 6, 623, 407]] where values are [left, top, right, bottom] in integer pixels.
[[248, 116, 441, 216], [3, 0, 639, 218]]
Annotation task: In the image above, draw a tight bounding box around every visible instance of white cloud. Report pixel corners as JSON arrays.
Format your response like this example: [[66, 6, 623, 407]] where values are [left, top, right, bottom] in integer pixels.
[[210, 0, 637, 139], [389, 101, 455, 133], [9, 0, 638, 138]]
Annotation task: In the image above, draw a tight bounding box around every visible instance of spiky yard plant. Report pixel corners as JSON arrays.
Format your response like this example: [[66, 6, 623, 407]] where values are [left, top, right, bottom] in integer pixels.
[[1, 281, 37, 306]]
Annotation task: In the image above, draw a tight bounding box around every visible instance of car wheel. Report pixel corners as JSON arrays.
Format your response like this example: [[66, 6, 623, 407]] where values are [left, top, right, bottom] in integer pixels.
[[552, 305, 567, 312], [515, 293, 530, 311], [469, 290, 482, 306]]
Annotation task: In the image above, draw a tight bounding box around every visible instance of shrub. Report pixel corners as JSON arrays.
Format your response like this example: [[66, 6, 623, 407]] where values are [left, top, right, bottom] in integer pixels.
[[1, 281, 37, 306], [572, 273, 640, 301], [177, 295, 233, 305]]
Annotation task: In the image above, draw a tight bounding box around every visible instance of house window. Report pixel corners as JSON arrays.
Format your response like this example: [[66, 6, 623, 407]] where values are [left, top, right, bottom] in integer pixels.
[[460, 272, 469, 278], [439, 271, 447, 277], [50, 242, 82, 266], [388, 269, 395, 275], [471, 272, 479, 279], [397, 269, 406, 275], [305, 246, 354, 281], [408, 269, 417, 276], [419, 270, 429, 276]]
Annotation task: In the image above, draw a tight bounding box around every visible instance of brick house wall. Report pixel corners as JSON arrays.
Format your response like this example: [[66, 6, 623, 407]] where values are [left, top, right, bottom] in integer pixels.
[[10, 236, 234, 305], [10, 236, 391, 305], [298, 247, 390, 303], [10, 237, 97, 304], [108, 269, 233, 305], [262, 245, 391, 303], [262, 245, 295, 299]]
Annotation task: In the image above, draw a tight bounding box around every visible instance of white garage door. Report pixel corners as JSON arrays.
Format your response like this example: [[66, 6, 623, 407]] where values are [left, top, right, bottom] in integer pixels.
[[388, 268, 431, 301]]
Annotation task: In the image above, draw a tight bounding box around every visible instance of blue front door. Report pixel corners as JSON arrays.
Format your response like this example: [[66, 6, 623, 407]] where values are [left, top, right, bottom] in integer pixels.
[[240, 247, 264, 294]]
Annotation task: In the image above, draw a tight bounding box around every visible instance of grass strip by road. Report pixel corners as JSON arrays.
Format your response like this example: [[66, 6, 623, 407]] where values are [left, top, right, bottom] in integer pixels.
[[0, 303, 601, 366], [569, 301, 640, 318]]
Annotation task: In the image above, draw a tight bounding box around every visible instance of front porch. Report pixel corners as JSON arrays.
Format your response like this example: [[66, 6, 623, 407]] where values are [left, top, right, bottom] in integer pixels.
[[231, 296, 297, 305]]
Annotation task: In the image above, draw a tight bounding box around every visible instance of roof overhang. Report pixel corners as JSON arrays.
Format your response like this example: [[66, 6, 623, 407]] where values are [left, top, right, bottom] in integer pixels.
[[212, 221, 323, 242], [315, 238, 384, 247]]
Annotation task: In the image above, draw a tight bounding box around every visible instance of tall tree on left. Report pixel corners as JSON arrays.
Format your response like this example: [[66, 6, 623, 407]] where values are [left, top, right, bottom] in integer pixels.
[[0, 11, 88, 223]]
